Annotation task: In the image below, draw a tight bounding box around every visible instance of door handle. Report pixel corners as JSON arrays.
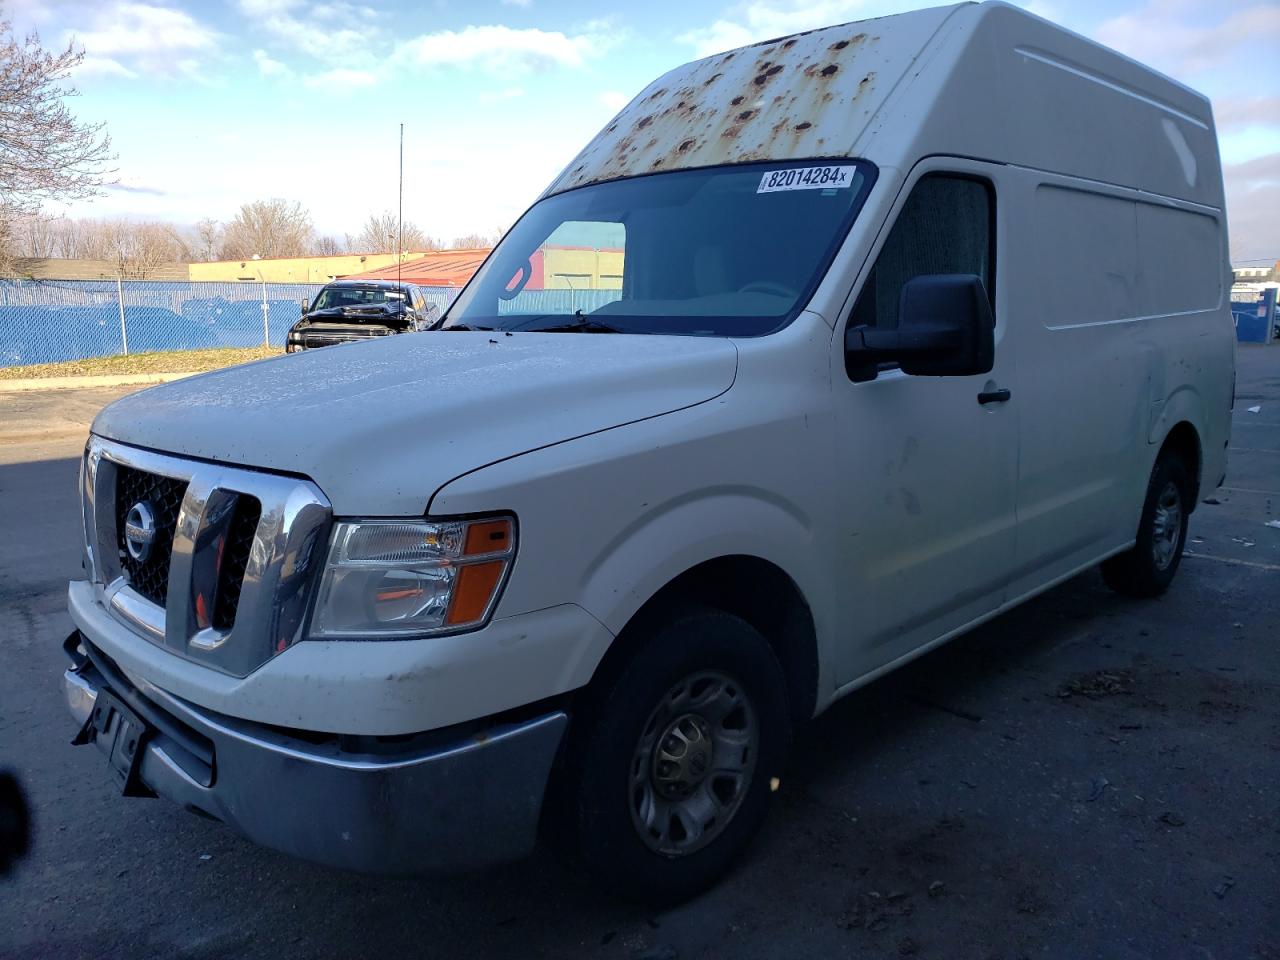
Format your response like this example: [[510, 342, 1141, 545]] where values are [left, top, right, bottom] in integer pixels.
[[977, 388, 1011, 405]]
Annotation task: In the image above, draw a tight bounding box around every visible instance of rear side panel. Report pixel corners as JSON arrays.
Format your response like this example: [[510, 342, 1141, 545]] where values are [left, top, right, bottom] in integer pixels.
[[1001, 163, 1232, 599]]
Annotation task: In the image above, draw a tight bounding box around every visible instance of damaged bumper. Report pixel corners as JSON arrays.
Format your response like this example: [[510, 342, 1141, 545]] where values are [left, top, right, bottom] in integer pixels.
[[63, 632, 568, 874]]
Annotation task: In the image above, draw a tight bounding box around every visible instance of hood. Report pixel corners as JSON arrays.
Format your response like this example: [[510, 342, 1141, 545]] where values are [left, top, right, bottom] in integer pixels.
[[304, 303, 407, 323], [92, 332, 738, 515]]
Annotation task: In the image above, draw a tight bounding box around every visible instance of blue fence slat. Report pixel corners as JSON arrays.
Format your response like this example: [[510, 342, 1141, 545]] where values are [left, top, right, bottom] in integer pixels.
[[0, 279, 462, 367]]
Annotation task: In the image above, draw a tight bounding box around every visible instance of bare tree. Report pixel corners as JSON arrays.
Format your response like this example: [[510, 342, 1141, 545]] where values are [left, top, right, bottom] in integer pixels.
[[68, 218, 189, 277], [355, 211, 438, 253], [311, 233, 348, 256], [192, 218, 222, 262], [9, 213, 58, 257], [219, 199, 314, 260], [450, 231, 502, 250], [0, 19, 113, 271]]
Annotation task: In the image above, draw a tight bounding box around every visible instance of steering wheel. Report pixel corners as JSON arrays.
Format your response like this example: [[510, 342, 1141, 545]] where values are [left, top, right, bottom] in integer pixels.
[[738, 280, 796, 298]]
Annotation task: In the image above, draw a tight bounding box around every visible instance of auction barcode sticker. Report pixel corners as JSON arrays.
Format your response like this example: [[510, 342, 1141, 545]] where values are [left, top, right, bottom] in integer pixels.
[[757, 165, 854, 193]]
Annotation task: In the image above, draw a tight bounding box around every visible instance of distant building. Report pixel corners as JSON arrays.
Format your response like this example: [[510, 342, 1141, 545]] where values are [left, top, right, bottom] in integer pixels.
[[189, 251, 432, 284], [346, 248, 492, 287], [345, 246, 625, 291], [1233, 264, 1277, 284]]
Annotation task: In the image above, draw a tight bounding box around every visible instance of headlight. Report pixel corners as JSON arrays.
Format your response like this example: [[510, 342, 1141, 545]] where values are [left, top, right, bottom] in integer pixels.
[[309, 516, 515, 639]]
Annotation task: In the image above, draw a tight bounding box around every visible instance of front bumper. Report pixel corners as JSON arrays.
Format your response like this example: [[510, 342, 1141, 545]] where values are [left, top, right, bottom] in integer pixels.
[[63, 633, 568, 874]]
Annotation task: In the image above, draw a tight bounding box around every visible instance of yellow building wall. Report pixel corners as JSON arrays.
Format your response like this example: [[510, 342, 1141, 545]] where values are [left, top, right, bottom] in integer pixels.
[[189, 252, 428, 284], [541, 248, 625, 290]]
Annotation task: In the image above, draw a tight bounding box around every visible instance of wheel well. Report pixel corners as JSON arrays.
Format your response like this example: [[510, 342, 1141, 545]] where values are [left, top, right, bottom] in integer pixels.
[[597, 556, 819, 723], [1159, 421, 1202, 506]]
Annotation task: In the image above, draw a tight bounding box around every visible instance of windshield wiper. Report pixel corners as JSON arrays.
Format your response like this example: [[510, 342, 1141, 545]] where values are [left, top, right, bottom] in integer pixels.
[[511, 310, 625, 334]]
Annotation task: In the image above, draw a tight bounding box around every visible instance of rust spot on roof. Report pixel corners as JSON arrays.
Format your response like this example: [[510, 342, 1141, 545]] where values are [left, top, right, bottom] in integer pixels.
[[831, 40, 849, 50], [737, 110, 756, 121], [636, 115, 653, 129], [704, 73, 722, 85], [795, 121, 812, 130], [721, 125, 742, 139], [820, 64, 839, 77], [753, 64, 784, 86], [782, 38, 797, 49], [678, 139, 695, 152], [731, 95, 745, 106], [647, 88, 667, 100], [652, 157, 664, 167]]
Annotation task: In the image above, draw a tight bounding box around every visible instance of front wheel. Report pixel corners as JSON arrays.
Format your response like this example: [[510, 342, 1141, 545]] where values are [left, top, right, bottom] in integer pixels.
[[567, 608, 790, 903], [1102, 452, 1192, 597]]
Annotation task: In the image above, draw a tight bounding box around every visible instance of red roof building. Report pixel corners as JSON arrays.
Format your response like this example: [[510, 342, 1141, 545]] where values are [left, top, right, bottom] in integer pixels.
[[342, 248, 491, 288]]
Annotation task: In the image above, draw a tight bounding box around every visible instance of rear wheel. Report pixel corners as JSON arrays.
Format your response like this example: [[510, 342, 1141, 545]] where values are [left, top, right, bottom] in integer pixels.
[[567, 607, 789, 903], [1102, 452, 1192, 597]]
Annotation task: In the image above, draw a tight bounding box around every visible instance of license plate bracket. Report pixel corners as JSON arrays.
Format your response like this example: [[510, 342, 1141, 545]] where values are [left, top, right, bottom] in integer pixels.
[[90, 690, 154, 797]]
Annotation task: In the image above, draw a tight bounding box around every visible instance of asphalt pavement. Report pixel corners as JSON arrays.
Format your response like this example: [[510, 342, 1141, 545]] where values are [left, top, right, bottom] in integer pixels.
[[1, 353, 1277, 960]]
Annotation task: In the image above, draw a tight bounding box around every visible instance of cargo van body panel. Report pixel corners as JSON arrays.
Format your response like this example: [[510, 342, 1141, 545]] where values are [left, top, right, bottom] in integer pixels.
[[65, 0, 1235, 884]]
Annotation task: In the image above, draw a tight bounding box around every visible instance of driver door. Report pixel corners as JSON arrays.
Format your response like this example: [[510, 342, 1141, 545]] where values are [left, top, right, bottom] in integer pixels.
[[829, 162, 1020, 685]]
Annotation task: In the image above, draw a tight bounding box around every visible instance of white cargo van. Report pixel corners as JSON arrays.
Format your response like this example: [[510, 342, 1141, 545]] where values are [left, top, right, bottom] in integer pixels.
[[64, 1, 1233, 900]]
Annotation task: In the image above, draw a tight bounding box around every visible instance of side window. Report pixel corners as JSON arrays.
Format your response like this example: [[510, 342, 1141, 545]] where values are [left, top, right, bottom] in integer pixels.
[[849, 175, 994, 331]]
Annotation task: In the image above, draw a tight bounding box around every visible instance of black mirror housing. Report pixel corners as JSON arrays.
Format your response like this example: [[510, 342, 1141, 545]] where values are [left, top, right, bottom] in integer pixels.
[[845, 274, 994, 380]]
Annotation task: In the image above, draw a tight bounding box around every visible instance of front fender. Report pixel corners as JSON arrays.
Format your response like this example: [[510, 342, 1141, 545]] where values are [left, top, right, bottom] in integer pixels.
[[427, 398, 838, 703], [576, 485, 820, 637]]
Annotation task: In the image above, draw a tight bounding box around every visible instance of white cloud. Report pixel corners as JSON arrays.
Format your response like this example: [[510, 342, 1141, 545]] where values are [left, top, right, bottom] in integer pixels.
[[677, 0, 923, 58], [598, 90, 631, 112], [301, 67, 379, 92], [1214, 96, 1280, 130], [71, 2, 218, 56], [1225, 152, 1280, 262], [1095, 2, 1280, 77], [71, 55, 140, 79], [500, 0, 533, 6], [253, 49, 293, 78], [479, 86, 526, 102], [312, 1, 379, 19], [238, 0, 379, 64], [65, 1, 220, 77], [397, 24, 602, 72]]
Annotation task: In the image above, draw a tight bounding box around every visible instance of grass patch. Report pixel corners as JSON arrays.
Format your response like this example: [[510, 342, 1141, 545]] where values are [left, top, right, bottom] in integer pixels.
[[0, 346, 282, 380]]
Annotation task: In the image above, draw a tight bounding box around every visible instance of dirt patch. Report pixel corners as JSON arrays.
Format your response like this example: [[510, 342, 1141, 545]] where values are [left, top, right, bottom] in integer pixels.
[[1057, 669, 1135, 699], [0, 346, 280, 380]]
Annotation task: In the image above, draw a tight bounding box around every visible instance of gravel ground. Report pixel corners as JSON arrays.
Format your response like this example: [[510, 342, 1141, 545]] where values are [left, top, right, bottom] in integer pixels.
[[0, 348, 1276, 960]]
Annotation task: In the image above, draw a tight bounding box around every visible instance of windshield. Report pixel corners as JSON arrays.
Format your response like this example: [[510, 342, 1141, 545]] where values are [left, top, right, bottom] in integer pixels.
[[310, 286, 405, 311], [443, 160, 873, 337]]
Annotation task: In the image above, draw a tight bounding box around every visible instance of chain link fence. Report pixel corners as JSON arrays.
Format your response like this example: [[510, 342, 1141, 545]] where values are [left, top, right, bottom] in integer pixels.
[[0, 279, 462, 368]]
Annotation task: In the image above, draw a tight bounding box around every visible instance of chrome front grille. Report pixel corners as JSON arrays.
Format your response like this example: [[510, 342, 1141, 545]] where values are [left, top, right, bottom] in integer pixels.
[[82, 436, 332, 678], [113, 465, 187, 607]]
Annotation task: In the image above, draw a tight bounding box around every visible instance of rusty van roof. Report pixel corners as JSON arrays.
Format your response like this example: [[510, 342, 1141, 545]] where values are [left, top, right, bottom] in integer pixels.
[[542, 4, 961, 196]]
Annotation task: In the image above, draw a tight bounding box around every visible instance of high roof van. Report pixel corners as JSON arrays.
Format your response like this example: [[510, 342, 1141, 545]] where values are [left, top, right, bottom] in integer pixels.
[[65, 1, 1233, 900]]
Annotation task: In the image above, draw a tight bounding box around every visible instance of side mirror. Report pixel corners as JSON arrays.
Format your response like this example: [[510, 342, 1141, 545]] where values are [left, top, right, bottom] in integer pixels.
[[299, 298, 310, 314], [845, 274, 994, 382]]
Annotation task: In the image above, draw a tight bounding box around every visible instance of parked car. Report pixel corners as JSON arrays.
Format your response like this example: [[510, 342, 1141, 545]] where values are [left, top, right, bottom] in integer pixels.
[[285, 278, 439, 351], [63, 2, 1233, 902]]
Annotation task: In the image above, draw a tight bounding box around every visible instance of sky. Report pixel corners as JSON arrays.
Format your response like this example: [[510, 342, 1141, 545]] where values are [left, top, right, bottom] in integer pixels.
[[7, 0, 1279, 262]]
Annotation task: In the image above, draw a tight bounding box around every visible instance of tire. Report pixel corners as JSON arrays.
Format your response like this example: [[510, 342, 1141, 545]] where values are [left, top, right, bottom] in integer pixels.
[[566, 607, 790, 904], [1102, 452, 1192, 597]]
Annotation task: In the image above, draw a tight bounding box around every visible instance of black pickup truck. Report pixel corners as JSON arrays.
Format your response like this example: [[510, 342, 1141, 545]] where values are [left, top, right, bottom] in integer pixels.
[[286, 279, 440, 351]]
